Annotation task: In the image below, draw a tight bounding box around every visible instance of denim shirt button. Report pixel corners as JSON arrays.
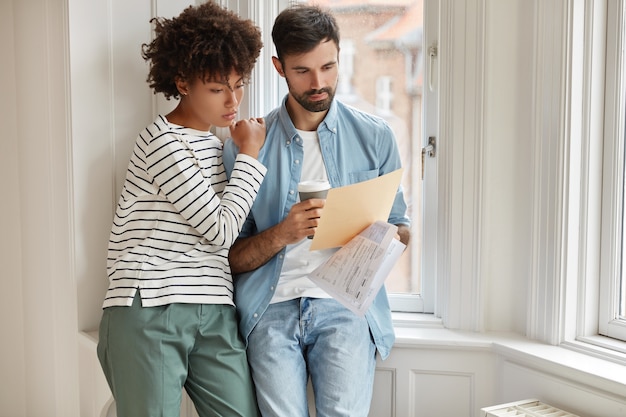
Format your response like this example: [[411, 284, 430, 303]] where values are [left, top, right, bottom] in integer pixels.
[[295, 159, 300, 164], [289, 190, 294, 195], [253, 313, 258, 318], [286, 140, 291, 145]]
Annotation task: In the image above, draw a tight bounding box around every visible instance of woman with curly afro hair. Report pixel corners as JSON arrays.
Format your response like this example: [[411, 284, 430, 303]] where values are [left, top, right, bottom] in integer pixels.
[[97, 3, 265, 416]]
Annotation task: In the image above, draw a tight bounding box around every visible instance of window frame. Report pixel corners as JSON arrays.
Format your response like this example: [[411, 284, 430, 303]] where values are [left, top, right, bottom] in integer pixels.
[[237, 0, 626, 356], [598, 0, 626, 343], [561, 0, 626, 358]]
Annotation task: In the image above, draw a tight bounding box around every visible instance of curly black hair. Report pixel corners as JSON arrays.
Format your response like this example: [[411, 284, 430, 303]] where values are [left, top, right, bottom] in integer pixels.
[[142, 1, 263, 100]]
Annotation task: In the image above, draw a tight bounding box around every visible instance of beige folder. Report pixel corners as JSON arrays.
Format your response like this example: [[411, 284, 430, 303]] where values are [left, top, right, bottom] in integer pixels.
[[310, 168, 404, 251]]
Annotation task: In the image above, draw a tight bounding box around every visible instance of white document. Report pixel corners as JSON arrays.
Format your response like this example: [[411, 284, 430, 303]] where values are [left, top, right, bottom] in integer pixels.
[[309, 221, 406, 316]]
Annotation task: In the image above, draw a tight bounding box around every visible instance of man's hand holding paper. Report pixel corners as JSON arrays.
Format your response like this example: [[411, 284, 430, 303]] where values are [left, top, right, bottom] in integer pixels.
[[305, 168, 407, 316], [310, 221, 406, 316], [309, 168, 404, 250]]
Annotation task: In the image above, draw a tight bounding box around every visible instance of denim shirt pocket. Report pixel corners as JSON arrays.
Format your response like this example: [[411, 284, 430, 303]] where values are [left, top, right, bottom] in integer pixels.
[[348, 169, 378, 185]]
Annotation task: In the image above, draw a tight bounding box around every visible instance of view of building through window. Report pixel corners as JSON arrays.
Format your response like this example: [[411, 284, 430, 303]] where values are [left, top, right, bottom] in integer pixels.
[[299, 0, 423, 295]]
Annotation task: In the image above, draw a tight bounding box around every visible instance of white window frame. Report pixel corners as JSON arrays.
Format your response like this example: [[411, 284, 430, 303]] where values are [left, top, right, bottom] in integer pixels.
[[421, 0, 439, 315], [598, 0, 626, 344], [562, 0, 626, 357], [548, 0, 626, 360]]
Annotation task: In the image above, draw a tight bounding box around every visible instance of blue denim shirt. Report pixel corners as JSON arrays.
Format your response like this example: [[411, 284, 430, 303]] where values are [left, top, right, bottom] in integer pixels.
[[223, 96, 410, 360]]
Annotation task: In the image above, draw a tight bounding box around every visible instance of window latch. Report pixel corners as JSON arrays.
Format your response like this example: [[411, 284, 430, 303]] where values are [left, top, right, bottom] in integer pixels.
[[421, 136, 436, 179], [428, 44, 438, 92]]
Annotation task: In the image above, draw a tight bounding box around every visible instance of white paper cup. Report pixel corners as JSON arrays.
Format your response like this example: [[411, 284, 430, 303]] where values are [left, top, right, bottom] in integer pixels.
[[298, 179, 331, 201], [298, 180, 330, 238]]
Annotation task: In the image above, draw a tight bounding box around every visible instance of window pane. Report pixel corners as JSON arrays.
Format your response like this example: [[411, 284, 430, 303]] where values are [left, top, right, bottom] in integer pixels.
[[618, 88, 626, 320], [619, 5, 626, 322], [297, 0, 423, 296]]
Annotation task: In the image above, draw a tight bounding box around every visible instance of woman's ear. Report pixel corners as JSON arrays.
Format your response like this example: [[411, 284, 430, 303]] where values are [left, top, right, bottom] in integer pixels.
[[272, 56, 285, 77], [175, 77, 190, 96]]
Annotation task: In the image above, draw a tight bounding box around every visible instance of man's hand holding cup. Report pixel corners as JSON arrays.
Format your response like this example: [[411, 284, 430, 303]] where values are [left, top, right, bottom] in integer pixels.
[[297, 179, 331, 239]]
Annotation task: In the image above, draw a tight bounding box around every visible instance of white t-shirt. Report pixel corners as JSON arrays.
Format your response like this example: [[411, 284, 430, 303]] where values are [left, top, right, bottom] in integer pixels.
[[271, 129, 337, 303]]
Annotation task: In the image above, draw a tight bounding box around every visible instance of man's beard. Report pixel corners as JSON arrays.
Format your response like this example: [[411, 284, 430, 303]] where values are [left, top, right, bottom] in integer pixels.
[[288, 82, 336, 113]]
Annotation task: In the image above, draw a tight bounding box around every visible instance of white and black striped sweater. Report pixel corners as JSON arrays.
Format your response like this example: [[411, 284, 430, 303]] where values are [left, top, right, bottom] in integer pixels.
[[103, 115, 266, 308]]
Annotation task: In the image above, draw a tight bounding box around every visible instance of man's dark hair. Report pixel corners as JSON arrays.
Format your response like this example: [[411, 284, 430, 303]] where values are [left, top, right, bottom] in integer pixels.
[[142, 1, 263, 100], [271, 4, 340, 61]]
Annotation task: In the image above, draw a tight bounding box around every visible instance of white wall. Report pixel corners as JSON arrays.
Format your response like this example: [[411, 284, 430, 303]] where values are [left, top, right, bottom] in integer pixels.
[[2, 0, 80, 416], [0, 2, 26, 416], [2, 0, 625, 416], [69, 0, 154, 334]]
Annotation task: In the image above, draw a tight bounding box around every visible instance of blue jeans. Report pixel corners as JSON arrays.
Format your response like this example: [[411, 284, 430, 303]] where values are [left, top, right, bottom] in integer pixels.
[[247, 298, 376, 417]]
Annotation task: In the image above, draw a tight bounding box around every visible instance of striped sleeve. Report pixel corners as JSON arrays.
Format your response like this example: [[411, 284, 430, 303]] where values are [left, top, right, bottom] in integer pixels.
[[144, 131, 266, 247]]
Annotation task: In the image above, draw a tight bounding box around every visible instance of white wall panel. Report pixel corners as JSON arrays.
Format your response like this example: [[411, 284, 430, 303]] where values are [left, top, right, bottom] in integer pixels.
[[412, 371, 473, 417], [482, 0, 534, 334], [438, 0, 486, 331], [370, 368, 396, 417], [379, 345, 497, 417]]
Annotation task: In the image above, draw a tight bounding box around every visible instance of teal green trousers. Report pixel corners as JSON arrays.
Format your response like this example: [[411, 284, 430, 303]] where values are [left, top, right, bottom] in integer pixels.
[[97, 294, 259, 417]]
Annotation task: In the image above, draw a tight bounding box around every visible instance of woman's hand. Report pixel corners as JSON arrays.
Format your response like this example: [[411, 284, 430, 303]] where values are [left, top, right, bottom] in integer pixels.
[[229, 117, 266, 159]]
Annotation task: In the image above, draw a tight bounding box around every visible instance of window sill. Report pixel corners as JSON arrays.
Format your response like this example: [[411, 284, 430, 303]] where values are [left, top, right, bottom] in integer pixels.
[[392, 312, 443, 329], [390, 315, 626, 399]]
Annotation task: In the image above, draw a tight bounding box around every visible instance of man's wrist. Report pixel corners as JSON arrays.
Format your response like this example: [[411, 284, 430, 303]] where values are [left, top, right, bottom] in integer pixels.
[[264, 224, 287, 254]]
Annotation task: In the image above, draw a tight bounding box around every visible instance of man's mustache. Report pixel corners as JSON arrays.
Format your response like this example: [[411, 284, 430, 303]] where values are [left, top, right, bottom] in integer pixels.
[[306, 88, 331, 96]]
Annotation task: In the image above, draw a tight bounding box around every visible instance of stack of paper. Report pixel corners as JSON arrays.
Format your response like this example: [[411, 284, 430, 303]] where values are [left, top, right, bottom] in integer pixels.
[[310, 221, 406, 316], [307, 169, 407, 316]]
